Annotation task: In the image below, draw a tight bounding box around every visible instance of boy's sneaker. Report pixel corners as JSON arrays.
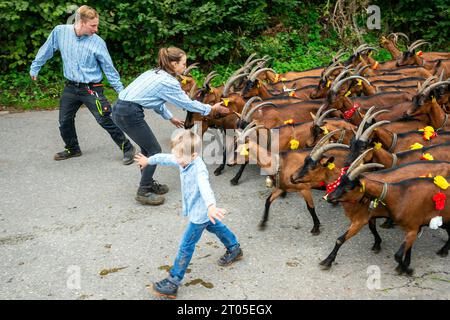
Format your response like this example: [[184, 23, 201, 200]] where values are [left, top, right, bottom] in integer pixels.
[[122, 145, 135, 165], [151, 278, 178, 299], [218, 247, 243, 267], [54, 148, 82, 161]]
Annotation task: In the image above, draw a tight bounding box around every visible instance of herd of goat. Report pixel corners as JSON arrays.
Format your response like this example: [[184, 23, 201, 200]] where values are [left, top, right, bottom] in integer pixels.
[[177, 33, 450, 275]]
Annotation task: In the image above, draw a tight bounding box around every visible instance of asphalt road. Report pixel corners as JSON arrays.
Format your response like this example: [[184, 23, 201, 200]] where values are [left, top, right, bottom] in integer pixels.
[[0, 106, 449, 300]]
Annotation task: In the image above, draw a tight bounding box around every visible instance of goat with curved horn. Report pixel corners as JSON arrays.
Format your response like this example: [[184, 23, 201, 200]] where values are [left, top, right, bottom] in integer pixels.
[[346, 148, 373, 175], [348, 163, 385, 181], [422, 81, 450, 97], [244, 53, 258, 66], [311, 142, 349, 162], [359, 120, 391, 142], [407, 40, 429, 52], [183, 62, 199, 75], [249, 68, 276, 82], [222, 73, 249, 97], [241, 96, 262, 120], [314, 108, 338, 127], [366, 109, 391, 124], [310, 129, 346, 158], [244, 102, 278, 122], [354, 106, 377, 140], [331, 75, 372, 94]]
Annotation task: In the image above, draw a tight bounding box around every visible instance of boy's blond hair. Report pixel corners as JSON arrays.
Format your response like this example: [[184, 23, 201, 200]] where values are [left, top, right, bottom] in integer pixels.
[[171, 130, 202, 158]]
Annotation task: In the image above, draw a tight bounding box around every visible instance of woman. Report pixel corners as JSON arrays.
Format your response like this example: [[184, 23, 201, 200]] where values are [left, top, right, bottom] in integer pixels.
[[112, 47, 229, 206]]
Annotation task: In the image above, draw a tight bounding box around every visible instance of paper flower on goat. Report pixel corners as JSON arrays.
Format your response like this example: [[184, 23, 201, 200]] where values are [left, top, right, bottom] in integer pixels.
[[373, 142, 382, 150], [420, 153, 434, 161], [432, 192, 446, 210], [320, 126, 329, 135], [434, 176, 449, 190], [284, 119, 294, 125], [343, 103, 360, 120], [410, 142, 424, 150], [419, 126, 437, 141], [289, 139, 300, 150]]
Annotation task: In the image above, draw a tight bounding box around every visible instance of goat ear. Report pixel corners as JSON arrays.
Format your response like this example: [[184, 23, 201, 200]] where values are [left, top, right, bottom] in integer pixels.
[[417, 82, 421, 91]]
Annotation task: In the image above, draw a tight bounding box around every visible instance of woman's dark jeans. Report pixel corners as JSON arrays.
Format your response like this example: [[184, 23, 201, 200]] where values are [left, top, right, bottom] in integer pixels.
[[112, 99, 162, 187]]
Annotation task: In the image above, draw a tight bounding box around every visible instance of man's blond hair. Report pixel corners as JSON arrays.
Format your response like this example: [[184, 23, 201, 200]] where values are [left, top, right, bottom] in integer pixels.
[[171, 130, 202, 157], [75, 5, 99, 24]]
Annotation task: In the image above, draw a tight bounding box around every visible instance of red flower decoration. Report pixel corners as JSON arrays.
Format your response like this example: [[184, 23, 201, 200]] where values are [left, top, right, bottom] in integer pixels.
[[343, 103, 360, 120], [433, 192, 446, 210]]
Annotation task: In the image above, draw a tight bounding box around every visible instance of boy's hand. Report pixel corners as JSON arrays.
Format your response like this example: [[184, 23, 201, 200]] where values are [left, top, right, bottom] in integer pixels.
[[207, 205, 227, 224], [134, 153, 149, 169]]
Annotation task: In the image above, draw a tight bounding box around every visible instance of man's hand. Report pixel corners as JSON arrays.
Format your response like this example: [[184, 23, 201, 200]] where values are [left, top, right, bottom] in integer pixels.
[[134, 153, 149, 169], [207, 204, 227, 224], [170, 117, 185, 128]]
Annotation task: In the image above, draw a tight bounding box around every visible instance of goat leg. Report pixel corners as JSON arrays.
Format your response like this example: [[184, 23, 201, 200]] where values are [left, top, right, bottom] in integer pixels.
[[259, 188, 285, 230], [300, 190, 321, 235], [320, 219, 367, 270], [380, 217, 395, 229], [230, 163, 248, 185], [214, 143, 227, 176], [368, 218, 382, 253]]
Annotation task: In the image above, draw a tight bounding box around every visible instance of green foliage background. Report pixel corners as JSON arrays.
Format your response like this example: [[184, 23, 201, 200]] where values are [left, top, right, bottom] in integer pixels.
[[0, 0, 449, 109]]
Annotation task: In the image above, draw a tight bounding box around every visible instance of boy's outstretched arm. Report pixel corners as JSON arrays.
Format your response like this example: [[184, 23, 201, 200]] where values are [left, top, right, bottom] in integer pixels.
[[135, 153, 178, 169], [197, 167, 227, 224]]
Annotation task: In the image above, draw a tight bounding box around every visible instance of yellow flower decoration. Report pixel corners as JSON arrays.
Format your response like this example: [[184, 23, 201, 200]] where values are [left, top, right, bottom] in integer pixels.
[[419, 126, 435, 133], [410, 142, 424, 150], [240, 146, 249, 156], [327, 162, 335, 170], [281, 77, 287, 82], [289, 139, 300, 150], [360, 181, 365, 193], [326, 80, 331, 88], [289, 91, 296, 97], [345, 91, 352, 97], [284, 119, 294, 125], [373, 142, 382, 150], [422, 153, 434, 161], [432, 96, 437, 103], [357, 79, 363, 86], [273, 74, 280, 83], [434, 176, 449, 190], [320, 126, 329, 135], [222, 98, 229, 107], [181, 77, 188, 85]]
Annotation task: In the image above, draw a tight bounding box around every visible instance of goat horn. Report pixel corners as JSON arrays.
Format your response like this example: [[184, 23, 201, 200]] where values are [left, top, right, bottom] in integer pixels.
[[315, 108, 338, 126], [311, 142, 349, 162], [353, 44, 370, 54], [346, 148, 373, 176], [310, 129, 345, 158], [387, 33, 398, 43], [332, 49, 347, 62], [331, 75, 372, 93], [239, 124, 266, 142], [241, 96, 262, 120], [359, 120, 391, 142], [203, 71, 219, 88], [417, 75, 438, 94], [422, 81, 450, 97], [222, 73, 249, 97], [183, 63, 199, 75], [245, 102, 278, 122], [439, 69, 445, 82], [348, 163, 385, 181], [314, 104, 327, 119], [395, 32, 409, 42], [244, 53, 258, 66], [355, 106, 377, 140], [249, 68, 276, 81], [367, 109, 391, 124], [408, 40, 429, 52], [188, 84, 197, 99], [322, 66, 345, 80]]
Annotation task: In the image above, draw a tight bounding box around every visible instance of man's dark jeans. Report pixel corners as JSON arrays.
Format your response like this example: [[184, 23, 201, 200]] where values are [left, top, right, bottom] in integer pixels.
[[112, 99, 162, 187], [59, 83, 131, 152]]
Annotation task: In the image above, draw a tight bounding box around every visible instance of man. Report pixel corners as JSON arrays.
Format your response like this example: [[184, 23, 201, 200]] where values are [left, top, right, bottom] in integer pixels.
[[30, 5, 135, 164]]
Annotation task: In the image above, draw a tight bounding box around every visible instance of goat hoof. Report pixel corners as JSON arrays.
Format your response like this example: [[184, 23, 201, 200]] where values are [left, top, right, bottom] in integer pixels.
[[395, 265, 403, 275], [258, 222, 267, 231], [280, 192, 287, 198], [230, 179, 239, 186], [372, 244, 381, 253], [310, 227, 320, 236], [405, 268, 414, 276], [319, 260, 332, 270], [214, 168, 224, 176], [437, 249, 448, 257]]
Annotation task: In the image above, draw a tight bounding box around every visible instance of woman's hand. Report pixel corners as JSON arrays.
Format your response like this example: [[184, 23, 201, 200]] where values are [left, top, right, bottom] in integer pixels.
[[170, 117, 185, 128], [134, 153, 149, 169], [210, 102, 230, 117]]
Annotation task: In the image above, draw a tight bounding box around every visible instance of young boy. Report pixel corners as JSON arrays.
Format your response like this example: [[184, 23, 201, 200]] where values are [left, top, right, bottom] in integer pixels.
[[134, 130, 243, 299]]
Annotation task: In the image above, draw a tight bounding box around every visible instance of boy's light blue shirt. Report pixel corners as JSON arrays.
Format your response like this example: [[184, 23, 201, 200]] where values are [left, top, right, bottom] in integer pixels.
[[118, 69, 212, 121], [148, 154, 216, 224], [30, 25, 124, 93]]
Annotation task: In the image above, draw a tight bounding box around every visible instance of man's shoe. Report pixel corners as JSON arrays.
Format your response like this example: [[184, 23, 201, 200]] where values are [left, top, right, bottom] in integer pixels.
[[123, 145, 135, 165], [54, 149, 82, 161], [151, 278, 178, 299], [135, 191, 165, 206], [218, 247, 243, 267], [138, 181, 169, 195]]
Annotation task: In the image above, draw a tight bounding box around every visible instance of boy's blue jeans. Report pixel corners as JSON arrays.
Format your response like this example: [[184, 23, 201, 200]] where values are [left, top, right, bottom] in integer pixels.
[[168, 220, 239, 286]]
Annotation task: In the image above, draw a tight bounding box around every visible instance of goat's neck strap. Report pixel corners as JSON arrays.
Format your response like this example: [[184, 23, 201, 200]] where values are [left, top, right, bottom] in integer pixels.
[[437, 113, 448, 131], [337, 130, 346, 143], [391, 153, 398, 167], [387, 132, 398, 153], [378, 182, 388, 203]]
